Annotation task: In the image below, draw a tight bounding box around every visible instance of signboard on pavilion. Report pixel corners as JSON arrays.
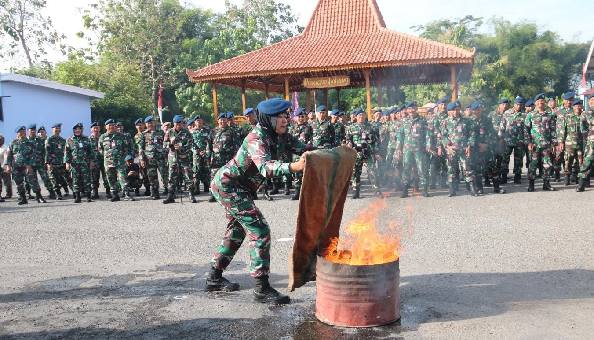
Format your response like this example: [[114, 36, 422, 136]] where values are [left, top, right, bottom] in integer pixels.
[[303, 76, 350, 89]]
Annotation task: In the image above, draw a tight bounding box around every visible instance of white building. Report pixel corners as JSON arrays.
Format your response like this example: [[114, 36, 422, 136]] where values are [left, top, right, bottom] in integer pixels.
[[0, 73, 104, 142]]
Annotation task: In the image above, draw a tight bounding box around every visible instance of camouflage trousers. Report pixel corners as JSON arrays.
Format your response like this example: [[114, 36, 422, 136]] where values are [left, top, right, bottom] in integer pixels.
[[92, 162, 110, 191], [192, 156, 210, 189], [352, 153, 379, 189], [48, 164, 69, 192], [446, 151, 474, 183], [578, 142, 594, 179], [1, 171, 12, 197], [105, 165, 127, 194], [158, 157, 169, 190], [13, 166, 40, 195], [563, 144, 583, 178], [168, 160, 193, 192], [429, 153, 447, 186], [27, 164, 54, 192], [474, 151, 500, 180], [144, 158, 162, 190], [211, 181, 271, 278], [126, 175, 142, 190], [402, 151, 429, 186], [528, 146, 552, 180], [503, 144, 525, 176], [70, 162, 92, 193], [553, 150, 564, 175]]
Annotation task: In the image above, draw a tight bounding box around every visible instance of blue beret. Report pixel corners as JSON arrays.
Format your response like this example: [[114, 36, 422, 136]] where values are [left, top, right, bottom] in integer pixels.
[[243, 108, 255, 116], [73, 122, 83, 129], [405, 101, 417, 108], [52, 123, 62, 128], [226, 112, 234, 119], [381, 110, 389, 116], [172, 115, 184, 123], [257, 98, 292, 116], [144, 116, 153, 123], [446, 102, 458, 111], [572, 99, 583, 106], [355, 109, 365, 116], [470, 101, 482, 110], [330, 109, 339, 116], [515, 96, 525, 104], [27, 124, 36, 130], [218, 112, 227, 119], [134, 118, 143, 125], [436, 98, 446, 105], [124, 155, 133, 162], [534, 93, 545, 101], [116, 122, 123, 126], [525, 99, 535, 107], [562, 91, 575, 100], [15, 126, 26, 133], [499, 98, 510, 104], [37, 126, 45, 132], [90, 122, 99, 128], [317, 105, 327, 112], [105, 119, 115, 126], [295, 108, 306, 116]]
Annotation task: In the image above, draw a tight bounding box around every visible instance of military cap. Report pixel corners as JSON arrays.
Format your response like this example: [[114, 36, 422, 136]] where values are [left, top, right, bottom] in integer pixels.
[[470, 101, 482, 110], [381, 110, 389, 116], [218, 112, 227, 119], [534, 93, 546, 101], [134, 118, 143, 125], [373, 107, 382, 113], [15, 126, 26, 133], [436, 98, 446, 105], [525, 99, 535, 107], [172, 115, 184, 123], [562, 91, 575, 100], [27, 123, 36, 130], [257, 98, 292, 116], [105, 119, 115, 126], [187, 116, 196, 126], [499, 98, 510, 104], [90, 122, 99, 128], [405, 101, 417, 108], [572, 99, 583, 106], [515, 96, 525, 104], [116, 121, 123, 127], [295, 108, 306, 116], [355, 109, 365, 116], [330, 109, 339, 116], [73, 122, 83, 130], [124, 155, 133, 162], [243, 108, 255, 116], [226, 112, 234, 119], [144, 116, 153, 123], [52, 123, 62, 128], [446, 101, 461, 111], [37, 126, 46, 132], [317, 105, 327, 112]]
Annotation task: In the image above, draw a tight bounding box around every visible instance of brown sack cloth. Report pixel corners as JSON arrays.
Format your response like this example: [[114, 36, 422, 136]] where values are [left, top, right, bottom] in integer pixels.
[[288, 146, 357, 291]]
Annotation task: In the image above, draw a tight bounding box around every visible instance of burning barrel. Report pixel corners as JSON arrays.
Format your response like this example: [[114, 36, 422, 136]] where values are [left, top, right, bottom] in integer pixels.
[[315, 256, 400, 327]]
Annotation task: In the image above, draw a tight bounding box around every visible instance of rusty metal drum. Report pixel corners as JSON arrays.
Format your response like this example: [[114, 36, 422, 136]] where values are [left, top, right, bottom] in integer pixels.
[[315, 256, 400, 327]]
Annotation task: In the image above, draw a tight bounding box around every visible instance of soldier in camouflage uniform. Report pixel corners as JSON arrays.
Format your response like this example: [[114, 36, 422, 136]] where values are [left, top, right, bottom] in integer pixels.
[[134, 118, 150, 196], [311, 105, 335, 149], [331, 110, 346, 146], [139, 116, 166, 200], [395, 102, 431, 197], [470, 102, 505, 194], [552, 92, 574, 181], [162, 115, 196, 204], [525, 93, 556, 192], [386, 106, 404, 190], [500, 96, 528, 184], [558, 99, 585, 186], [45, 123, 70, 197], [486, 99, 509, 187], [209, 112, 238, 202], [3, 126, 46, 205], [207, 98, 306, 305], [99, 119, 131, 201], [64, 123, 94, 203], [240, 108, 257, 140], [190, 115, 212, 196], [288, 108, 313, 200], [347, 109, 381, 199], [26, 124, 57, 199], [428, 99, 449, 189], [440, 101, 478, 197], [89, 122, 110, 199], [576, 97, 594, 192]]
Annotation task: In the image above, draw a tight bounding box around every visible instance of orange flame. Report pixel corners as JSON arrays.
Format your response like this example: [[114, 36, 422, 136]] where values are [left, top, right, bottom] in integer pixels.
[[323, 199, 401, 265]]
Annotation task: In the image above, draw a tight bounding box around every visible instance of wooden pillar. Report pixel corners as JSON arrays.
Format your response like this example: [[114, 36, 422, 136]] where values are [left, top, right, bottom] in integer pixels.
[[313, 90, 317, 111], [211, 82, 219, 122], [284, 78, 290, 101], [376, 80, 383, 107], [322, 89, 329, 108], [264, 83, 270, 100], [363, 69, 372, 120], [450, 65, 459, 102], [306, 90, 312, 112], [241, 80, 247, 113]]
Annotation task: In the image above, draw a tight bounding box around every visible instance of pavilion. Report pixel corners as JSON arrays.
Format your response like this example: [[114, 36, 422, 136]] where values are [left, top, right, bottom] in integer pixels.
[[187, 0, 475, 120]]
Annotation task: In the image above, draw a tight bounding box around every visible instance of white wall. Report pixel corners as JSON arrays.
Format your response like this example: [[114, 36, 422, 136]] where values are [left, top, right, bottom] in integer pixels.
[[0, 81, 93, 143]]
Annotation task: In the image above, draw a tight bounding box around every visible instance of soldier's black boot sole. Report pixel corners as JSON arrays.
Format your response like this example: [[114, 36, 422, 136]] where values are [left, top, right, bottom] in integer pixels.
[[74, 192, 82, 203], [110, 194, 120, 202], [253, 277, 290, 305], [542, 180, 555, 191], [576, 178, 586, 192], [35, 191, 47, 203], [205, 278, 240, 292], [527, 180, 535, 192], [565, 176, 571, 186]]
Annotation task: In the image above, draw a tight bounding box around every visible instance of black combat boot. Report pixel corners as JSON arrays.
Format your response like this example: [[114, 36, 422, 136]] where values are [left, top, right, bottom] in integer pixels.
[[190, 192, 197, 203], [291, 185, 301, 200], [163, 190, 176, 204], [105, 188, 112, 199], [17, 192, 28, 205], [86, 192, 93, 202], [144, 187, 151, 197], [352, 184, 361, 199], [484, 177, 492, 187], [448, 183, 456, 197], [124, 189, 136, 201], [152, 186, 160, 200], [421, 183, 430, 197], [476, 178, 484, 195], [55, 188, 63, 200], [205, 267, 240, 292], [27, 187, 33, 200], [270, 183, 280, 195], [527, 179, 535, 192], [564, 175, 571, 186], [0, 196, 4, 203], [35, 191, 47, 203], [134, 188, 140, 197], [513, 173, 521, 184], [571, 174, 578, 185], [194, 183, 201, 195], [284, 182, 291, 196], [586, 175, 591, 188], [92, 188, 99, 199], [48, 190, 56, 200], [554, 170, 561, 182], [63, 186, 70, 197], [501, 173, 508, 184], [263, 187, 273, 201], [469, 181, 478, 197], [253, 276, 290, 305], [576, 177, 586, 192], [493, 179, 506, 194], [542, 179, 555, 191], [400, 184, 409, 198], [74, 192, 82, 203], [208, 194, 217, 203], [110, 192, 120, 202]]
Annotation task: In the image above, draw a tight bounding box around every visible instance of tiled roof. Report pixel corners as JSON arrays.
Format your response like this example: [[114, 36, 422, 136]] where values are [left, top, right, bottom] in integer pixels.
[[187, 0, 475, 83]]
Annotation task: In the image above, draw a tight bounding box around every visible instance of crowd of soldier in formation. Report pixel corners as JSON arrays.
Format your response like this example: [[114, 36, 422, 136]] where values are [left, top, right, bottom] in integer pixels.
[[1, 90, 593, 206]]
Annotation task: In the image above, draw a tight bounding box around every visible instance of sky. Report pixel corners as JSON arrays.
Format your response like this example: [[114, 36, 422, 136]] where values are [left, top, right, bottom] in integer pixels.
[[3, 0, 593, 71]]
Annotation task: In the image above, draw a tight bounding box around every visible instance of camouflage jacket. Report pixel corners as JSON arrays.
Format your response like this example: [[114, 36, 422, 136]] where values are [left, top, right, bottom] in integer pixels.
[[396, 116, 431, 153], [387, 120, 404, 153], [134, 132, 144, 158], [525, 110, 556, 147], [582, 111, 594, 144], [140, 129, 165, 160], [45, 135, 66, 165], [89, 134, 103, 162], [64, 135, 93, 164], [191, 127, 212, 162], [4, 137, 34, 167], [428, 111, 448, 152], [214, 125, 305, 193], [211, 126, 237, 168], [333, 122, 346, 146], [289, 122, 313, 146], [28, 136, 46, 167], [164, 127, 193, 164], [559, 112, 584, 146], [471, 114, 497, 149], [500, 109, 528, 146], [440, 116, 476, 150], [312, 119, 335, 149], [98, 132, 129, 168], [123, 132, 135, 158], [346, 122, 378, 157]]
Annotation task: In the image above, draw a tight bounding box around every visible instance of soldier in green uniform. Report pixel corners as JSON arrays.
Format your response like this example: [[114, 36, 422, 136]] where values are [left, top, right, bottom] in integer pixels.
[[331, 109, 346, 146], [525, 93, 556, 192], [500, 96, 528, 184], [3, 126, 46, 205], [0, 134, 9, 201], [558, 98, 585, 186], [99, 119, 131, 201], [551, 92, 574, 181], [191, 115, 212, 196], [26, 124, 57, 199], [134, 118, 151, 196], [45, 123, 70, 197], [386, 106, 404, 190], [524, 99, 536, 172], [347, 108, 381, 199], [428, 99, 449, 189], [486, 98, 509, 187], [89, 122, 110, 199], [139, 116, 166, 200], [395, 102, 431, 197], [288, 108, 313, 200], [64, 123, 94, 203], [209, 112, 237, 202], [576, 97, 594, 191], [163, 115, 196, 204], [240, 108, 257, 140], [470, 102, 505, 194], [311, 105, 335, 149], [440, 101, 477, 197]]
